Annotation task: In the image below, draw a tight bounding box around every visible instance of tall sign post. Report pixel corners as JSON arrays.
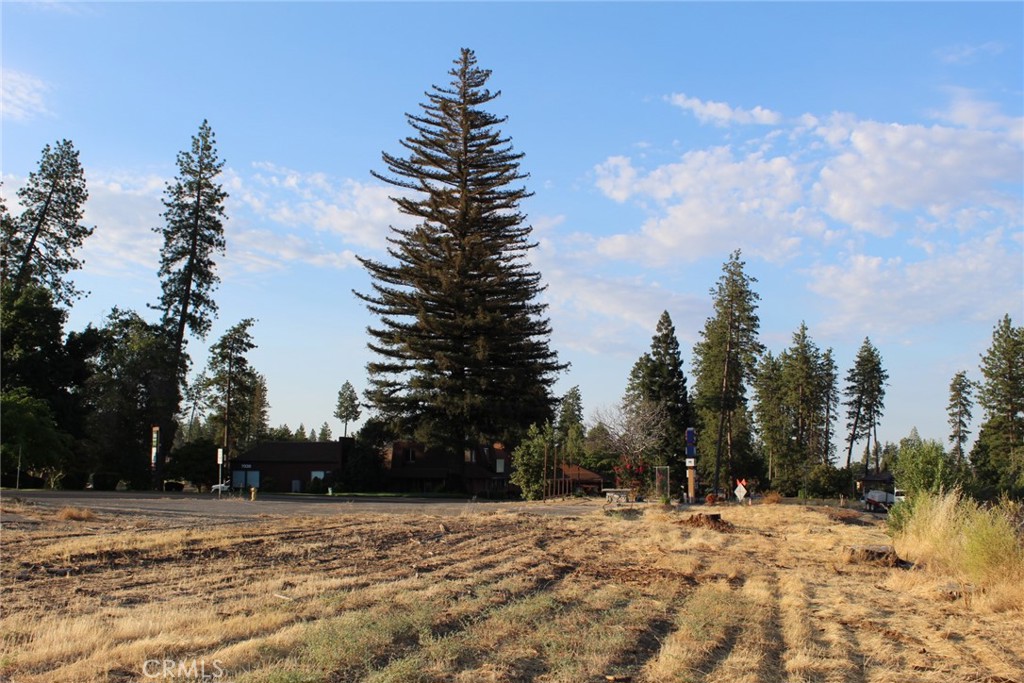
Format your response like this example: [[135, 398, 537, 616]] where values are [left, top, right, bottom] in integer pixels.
[[217, 448, 224, 499], [685, 427, 697, 504], [150, 425, 160, 490]]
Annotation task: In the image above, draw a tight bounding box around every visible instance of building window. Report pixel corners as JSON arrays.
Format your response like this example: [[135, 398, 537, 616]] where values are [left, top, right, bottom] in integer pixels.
[[311, 470, 325, 482]]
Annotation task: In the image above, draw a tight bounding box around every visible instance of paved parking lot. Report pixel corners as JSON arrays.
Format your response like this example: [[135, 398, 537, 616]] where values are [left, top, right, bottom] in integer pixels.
[[2, 489, 604, 522]]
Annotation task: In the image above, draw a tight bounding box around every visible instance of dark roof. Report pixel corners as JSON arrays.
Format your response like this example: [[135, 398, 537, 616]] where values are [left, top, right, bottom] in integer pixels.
[[236, 441, 344, 464], [857, 471, 894, 483]]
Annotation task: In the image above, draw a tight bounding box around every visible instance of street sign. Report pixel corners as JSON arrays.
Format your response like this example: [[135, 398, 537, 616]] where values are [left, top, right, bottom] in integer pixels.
[[685, 458, 696, 467], [685, 427, 696, 445], [735, 484, 747, 501], [217, 448, 224, 465], [685, 445, 696, 457]]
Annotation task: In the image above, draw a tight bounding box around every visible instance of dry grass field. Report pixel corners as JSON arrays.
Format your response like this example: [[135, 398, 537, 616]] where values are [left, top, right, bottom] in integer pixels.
[[1, 497, 1022, 683]]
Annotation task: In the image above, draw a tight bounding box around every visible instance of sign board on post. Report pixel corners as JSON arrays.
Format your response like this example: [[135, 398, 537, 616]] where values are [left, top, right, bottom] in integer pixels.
[[217, 448, 224, 465], [150, 426, 160, 470], [735, 484, 747, 501], [685, 458, 696, 468]]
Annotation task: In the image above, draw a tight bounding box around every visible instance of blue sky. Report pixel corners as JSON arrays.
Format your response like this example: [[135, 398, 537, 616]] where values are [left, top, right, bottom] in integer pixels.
[[3, 2, 1022, 453]]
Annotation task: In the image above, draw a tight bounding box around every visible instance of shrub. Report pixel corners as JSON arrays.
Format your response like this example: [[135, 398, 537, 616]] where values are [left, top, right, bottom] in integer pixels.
[[56, 506, 96, 521], [762, 490, 783, 505], [890, 489, 1024, 592]]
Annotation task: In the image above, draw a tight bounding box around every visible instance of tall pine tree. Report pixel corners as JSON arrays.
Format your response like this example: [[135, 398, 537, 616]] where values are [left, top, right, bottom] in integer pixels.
[[152, 120, 228, 482], [946, 370, 974, 464], [2, 139, 92, 305], [356, 48, 564, 455], [843, 337, 888, 477], [691, 250, 764, 491]]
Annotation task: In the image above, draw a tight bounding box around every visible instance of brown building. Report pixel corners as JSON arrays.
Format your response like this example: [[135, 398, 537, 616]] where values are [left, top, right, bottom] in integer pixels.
[[230, 438, 352, 493], [382, 441, 511, 496], [556, 464, 605, 495]]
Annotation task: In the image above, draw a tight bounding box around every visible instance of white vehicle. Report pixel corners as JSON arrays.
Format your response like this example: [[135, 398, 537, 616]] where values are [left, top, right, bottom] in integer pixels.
[[211, 481, 231, 493], [864, 489, 905, 512]]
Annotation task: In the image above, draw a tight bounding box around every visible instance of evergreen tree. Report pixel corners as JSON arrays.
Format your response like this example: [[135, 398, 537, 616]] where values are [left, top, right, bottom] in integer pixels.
[[318, 422, 333, 441], [977, 315, 1023, 447], [753, 351, 787, 485], [203, 319, 258, 459], [1, 140, 92, 305], [843, 337, 888, 477], [946, 370, 975, 464], [86, 309, 177, 488], [820, 347, 840, 466], [334, 380, 361, 438], [753, 325, 838, 495], [356, 48, 564, 455], [555, 385, 584, 444], [972, 315, 1024, 496], [626, 311, 693, 471], [152, 120, 228, 481], [691, 250, 764, 491]]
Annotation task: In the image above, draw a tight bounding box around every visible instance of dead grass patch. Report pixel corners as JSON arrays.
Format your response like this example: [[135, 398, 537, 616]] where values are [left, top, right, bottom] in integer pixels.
[[54, 506, 97, 521], [2, 503, 1021, 682]]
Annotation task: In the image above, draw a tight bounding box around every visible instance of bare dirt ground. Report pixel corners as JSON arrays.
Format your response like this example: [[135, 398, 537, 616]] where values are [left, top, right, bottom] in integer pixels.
[[1, 496, 1021, 683]]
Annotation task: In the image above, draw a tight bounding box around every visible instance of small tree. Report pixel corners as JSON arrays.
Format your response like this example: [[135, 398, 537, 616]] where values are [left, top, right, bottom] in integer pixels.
[[893, 433, 963, 496], [318, 422, 333, 441], [592, 399, 667, 496], [335, 380, 361, 437], [510, 422, 553, 501], [946, 371, 975, 464]]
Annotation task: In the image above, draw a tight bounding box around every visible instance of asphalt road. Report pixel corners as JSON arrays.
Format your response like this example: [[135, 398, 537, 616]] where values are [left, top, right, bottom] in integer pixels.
[[1, 489, 605, 522]]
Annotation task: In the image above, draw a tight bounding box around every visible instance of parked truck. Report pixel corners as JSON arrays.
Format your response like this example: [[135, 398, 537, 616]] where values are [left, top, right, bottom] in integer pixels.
[[863, 489, 906, 512]]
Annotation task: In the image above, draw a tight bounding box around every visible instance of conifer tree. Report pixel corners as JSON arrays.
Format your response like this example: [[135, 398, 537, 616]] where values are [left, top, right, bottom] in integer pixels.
[[946, 370, 974, 464], [2, 140, 92, 305], [977, 315, 1023, 446], [334, 380, 361, 438], [626, 311, 693, 471], [691, 250, 764, 491], [205, 319, 258, 459], [151, 120, 228, 482], [753, 323, 838, 494], [843, 337, 888, 477], [356, 48, 564, 455], [972, 315, 1024, 496]]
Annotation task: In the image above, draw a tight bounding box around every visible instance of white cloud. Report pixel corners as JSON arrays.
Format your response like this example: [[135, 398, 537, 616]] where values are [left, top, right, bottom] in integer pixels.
[[667, 93, 782, 127], [936, 41, 1004, 65], [594, 147, 813, 264], [1, 69, 53, 122], [245, 162, 410, 251], [807, 230, 1023, 338], [75, 172, 164, 278], [813, 117, 1022, 235]]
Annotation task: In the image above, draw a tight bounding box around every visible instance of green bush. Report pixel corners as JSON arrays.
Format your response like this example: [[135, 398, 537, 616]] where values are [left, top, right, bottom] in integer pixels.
[[890, 489, 1024, 588]]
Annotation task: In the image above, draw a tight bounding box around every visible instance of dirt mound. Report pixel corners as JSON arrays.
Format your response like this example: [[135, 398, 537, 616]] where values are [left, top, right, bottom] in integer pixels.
[[677, 513, 736, 533]]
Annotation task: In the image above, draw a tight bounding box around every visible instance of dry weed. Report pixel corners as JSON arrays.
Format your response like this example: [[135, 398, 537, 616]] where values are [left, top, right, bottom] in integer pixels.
[[54, 506, 97, 521]]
